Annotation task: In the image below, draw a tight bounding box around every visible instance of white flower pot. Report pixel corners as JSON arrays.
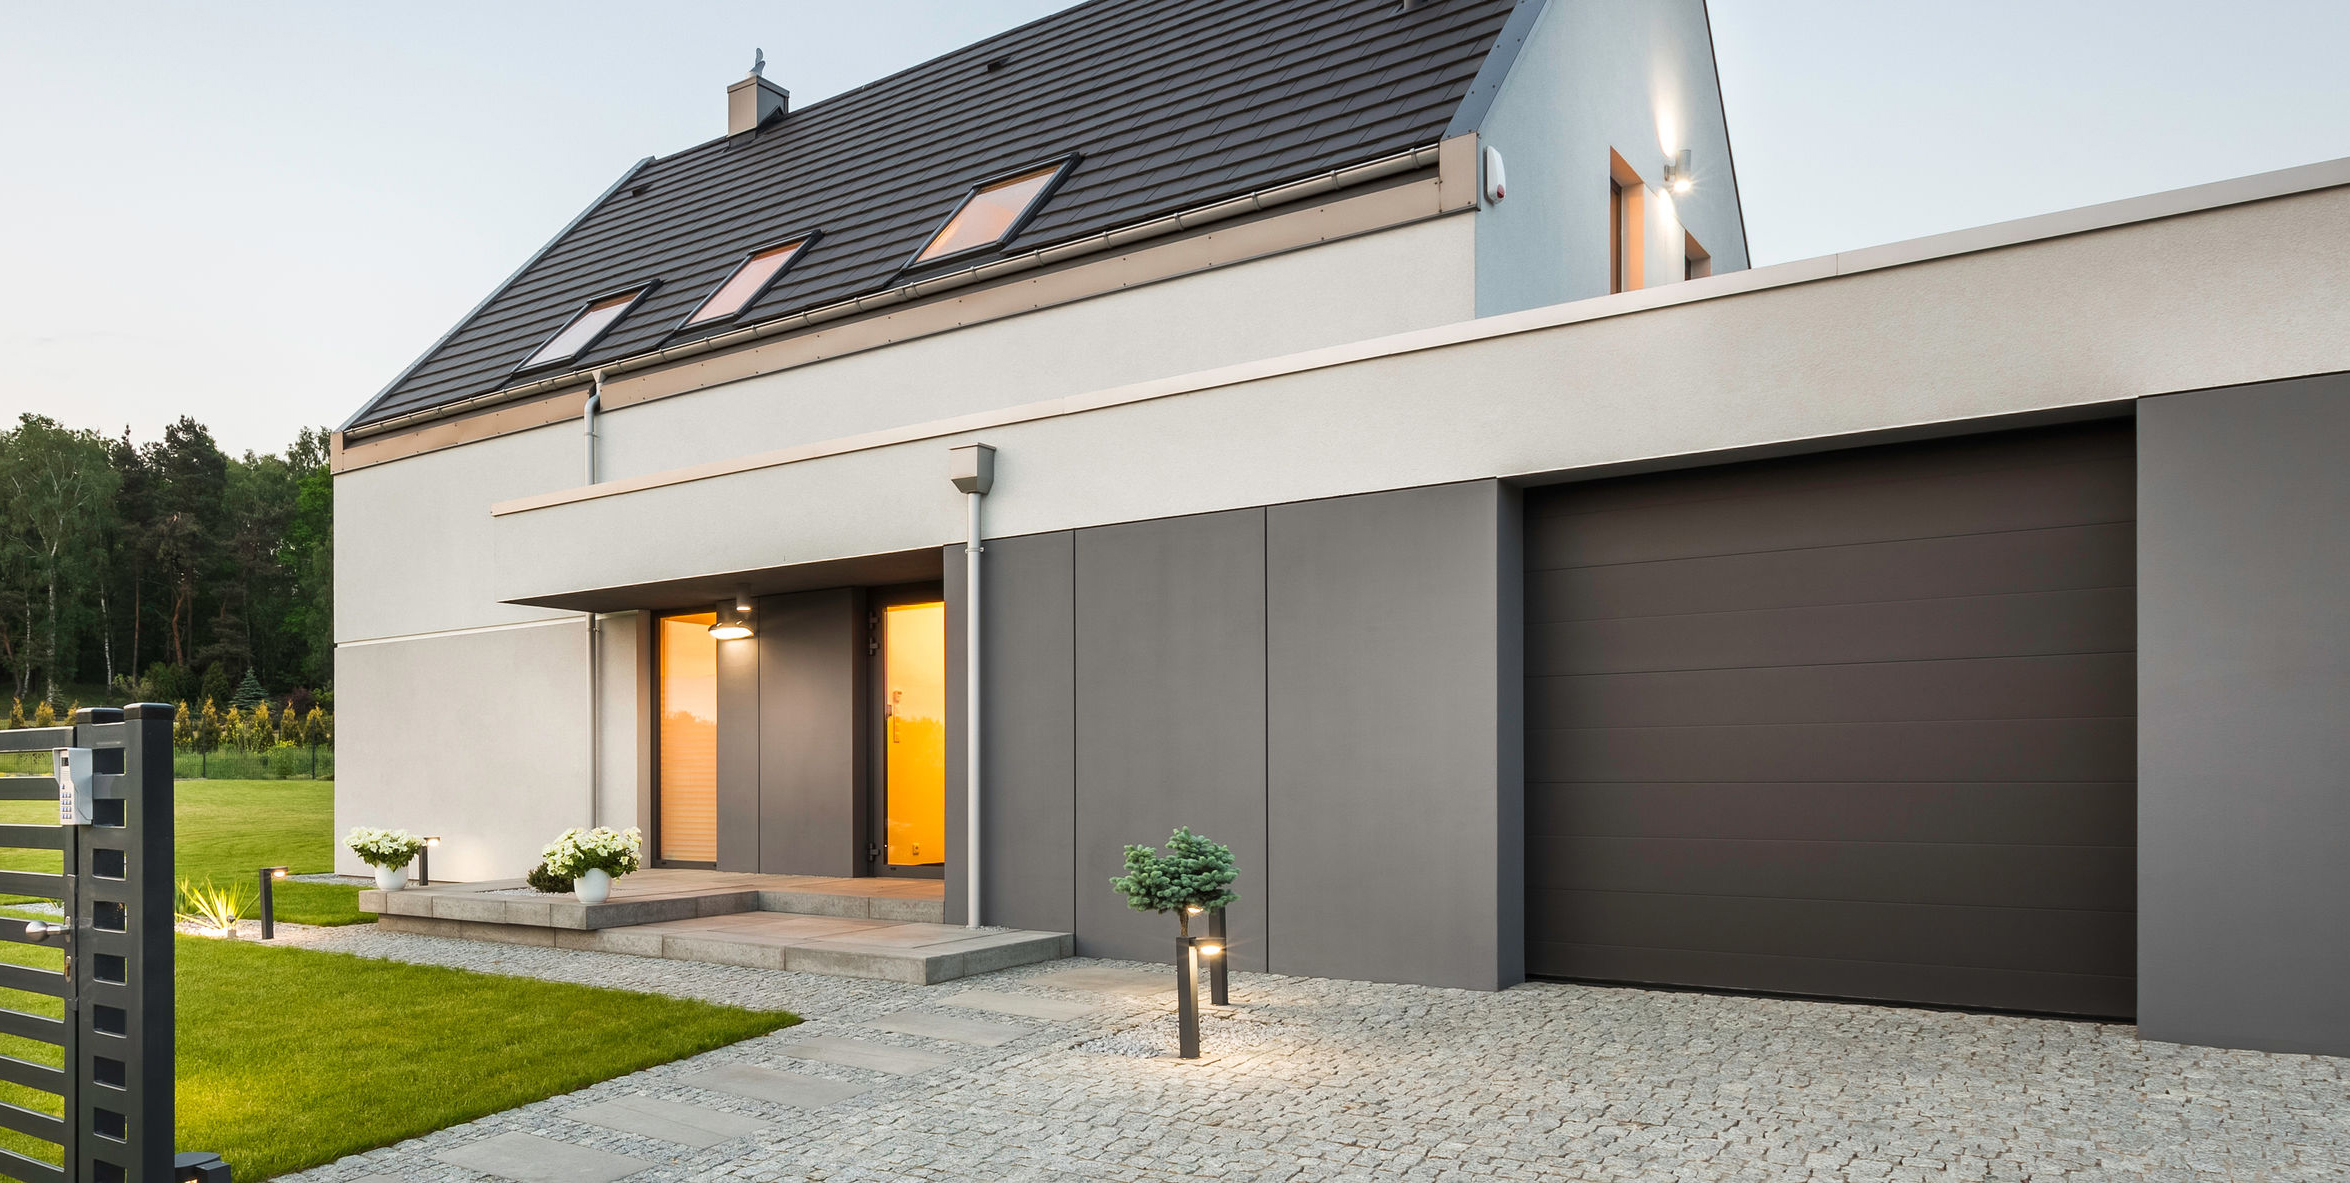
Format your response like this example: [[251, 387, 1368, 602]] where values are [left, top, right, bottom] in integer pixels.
[[576, 867, 612, 905], [375, 864, 409, 892]]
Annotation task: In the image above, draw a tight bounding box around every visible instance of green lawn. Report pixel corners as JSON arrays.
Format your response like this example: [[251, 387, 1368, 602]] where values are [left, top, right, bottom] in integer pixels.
[[0, 779, 363, 925], [0, 926, 797, 1178]]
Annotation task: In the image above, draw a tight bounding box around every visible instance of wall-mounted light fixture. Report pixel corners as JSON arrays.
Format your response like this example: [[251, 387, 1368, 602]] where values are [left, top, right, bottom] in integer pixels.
[[709, 594, 755, 641], [1662, 148, 1694, 195]]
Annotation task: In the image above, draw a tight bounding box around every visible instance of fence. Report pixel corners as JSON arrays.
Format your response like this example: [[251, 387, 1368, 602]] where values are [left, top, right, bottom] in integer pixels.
[[0, 706, 180, 1181]]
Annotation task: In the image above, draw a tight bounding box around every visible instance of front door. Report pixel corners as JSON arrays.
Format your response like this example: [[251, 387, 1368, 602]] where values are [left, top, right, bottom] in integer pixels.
[[871, 587, 947, 877]]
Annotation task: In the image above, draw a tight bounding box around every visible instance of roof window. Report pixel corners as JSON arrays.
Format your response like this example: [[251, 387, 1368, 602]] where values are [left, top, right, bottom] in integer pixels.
[[519, 286, 652, 372], [907, 157, 1077, 268], [680, 235, 816, 329]]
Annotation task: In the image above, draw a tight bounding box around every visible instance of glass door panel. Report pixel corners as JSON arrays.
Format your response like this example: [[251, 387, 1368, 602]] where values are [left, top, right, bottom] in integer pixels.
[[657, 611, 718, 863], [881, 601, 946, 868]]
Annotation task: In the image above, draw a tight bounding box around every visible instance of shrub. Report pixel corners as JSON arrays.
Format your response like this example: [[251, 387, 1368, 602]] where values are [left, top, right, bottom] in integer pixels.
[[541, 827, 643, 879], [1110, 826, 1240, 937], [525, 862, 575, 894]]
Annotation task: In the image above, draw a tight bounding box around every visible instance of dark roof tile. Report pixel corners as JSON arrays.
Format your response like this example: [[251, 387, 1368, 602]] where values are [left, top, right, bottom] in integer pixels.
[[350, 0, 1521, 429]]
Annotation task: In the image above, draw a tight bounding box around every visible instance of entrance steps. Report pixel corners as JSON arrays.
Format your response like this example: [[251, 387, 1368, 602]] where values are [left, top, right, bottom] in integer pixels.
[[357, 869, 1069, 984]]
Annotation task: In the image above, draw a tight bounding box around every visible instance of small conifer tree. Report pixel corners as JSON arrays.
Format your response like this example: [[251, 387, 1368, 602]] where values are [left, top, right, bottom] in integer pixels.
[[7, 699, 25, 730], [230, 669, 267, 712], [199, 699, 224, 753], [1110, 827, 1240, 939], [173, 702, 194, 749], [277, 705, 299, 745], [31, 701, 56, 728]]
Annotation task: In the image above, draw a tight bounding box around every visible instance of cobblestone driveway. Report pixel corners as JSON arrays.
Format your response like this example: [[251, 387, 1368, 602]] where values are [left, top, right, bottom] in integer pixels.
[[277, 926, 2348, 1183]]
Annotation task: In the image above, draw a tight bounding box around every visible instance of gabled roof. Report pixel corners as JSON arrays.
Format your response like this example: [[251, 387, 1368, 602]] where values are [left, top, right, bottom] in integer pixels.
[[348, 0, 1527, 433]]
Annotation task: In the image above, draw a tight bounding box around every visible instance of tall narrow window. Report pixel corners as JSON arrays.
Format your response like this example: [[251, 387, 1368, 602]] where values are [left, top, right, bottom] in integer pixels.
[[518, 286, 651, 372], [679, 236, 815, 329], [1607, 150, 1645, 295], [907, 157, 1076, 268], [657, 611, 719, 864], [1685, 232, 1713, 281], [1609, 180, 1625, 294]]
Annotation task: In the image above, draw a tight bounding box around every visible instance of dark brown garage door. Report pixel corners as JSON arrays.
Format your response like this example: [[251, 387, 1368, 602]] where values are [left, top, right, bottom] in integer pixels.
[[1524, 421, 2136, 1017]]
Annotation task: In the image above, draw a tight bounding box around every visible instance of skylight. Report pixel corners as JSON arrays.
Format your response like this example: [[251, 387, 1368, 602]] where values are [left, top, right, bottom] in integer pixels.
[[908, 158, 1075, 267], [519, 287, 651, 372], [681, 236, 816, 329]]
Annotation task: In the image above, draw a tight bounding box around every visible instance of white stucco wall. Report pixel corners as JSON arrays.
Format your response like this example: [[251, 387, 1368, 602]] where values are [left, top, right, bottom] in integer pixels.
[[1473, 0, 1748, 316], [593, 214, 1478, 483], [491, 180, 2350, 605]]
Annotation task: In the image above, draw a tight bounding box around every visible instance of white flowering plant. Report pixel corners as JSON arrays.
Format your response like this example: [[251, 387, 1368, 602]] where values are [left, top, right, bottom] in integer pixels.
[[344, 827, 427, 869], [541, 826, 643, 879]]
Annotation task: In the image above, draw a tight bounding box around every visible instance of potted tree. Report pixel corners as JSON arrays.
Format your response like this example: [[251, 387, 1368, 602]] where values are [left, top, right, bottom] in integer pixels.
[[541, 826, 643, 905], [1110, 827, 1239, 1058], [344, 827, 428, 891]]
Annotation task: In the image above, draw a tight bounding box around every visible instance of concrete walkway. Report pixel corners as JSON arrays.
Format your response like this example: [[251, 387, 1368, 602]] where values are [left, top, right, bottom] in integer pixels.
[[274, 924, 2349, 1183]]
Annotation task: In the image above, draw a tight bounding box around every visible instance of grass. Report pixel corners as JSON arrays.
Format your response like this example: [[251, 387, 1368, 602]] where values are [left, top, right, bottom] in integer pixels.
[[0, 779, 365, 925], [0, 923, 797, 1178]]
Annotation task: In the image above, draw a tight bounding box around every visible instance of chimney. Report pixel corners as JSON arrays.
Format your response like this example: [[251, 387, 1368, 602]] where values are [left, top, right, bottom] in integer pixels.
[[727, 49, 789, 136]]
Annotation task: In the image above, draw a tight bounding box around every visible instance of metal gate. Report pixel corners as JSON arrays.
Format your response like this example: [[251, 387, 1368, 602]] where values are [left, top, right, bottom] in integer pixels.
[[0, 705, 176, 1182]]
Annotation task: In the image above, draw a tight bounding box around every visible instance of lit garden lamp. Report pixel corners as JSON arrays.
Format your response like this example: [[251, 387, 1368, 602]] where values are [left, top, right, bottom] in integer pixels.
[[417, 835, 442, 886], [258, 866, 289, 940]]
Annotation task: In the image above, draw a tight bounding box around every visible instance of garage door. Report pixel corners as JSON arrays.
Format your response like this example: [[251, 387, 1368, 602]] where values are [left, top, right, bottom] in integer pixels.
[[1524, 421, 2136, 1017]]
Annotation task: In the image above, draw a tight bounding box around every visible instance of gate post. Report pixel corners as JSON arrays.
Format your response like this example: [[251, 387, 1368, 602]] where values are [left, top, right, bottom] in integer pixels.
[[71, 704, 176, 1182]]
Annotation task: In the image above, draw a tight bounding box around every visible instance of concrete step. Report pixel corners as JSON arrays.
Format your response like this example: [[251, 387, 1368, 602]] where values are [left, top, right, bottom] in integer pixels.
[[360, 872, 947, 930], [375, 911, 1068, 984]]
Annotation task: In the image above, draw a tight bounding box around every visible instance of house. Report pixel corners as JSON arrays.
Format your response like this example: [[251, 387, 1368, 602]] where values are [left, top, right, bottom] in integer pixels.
[[334, 0, 2350, 1059]]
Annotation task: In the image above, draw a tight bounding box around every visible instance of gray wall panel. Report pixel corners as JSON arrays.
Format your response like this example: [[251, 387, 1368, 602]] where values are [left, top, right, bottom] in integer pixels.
[[1072, 510, 1268, 968], [756, 588, 864, 877], [2139, 375, 2350, 1057], [1266, 482, 1515, 990], [715, 628, 760, 872], [977, 532, 1077, 934]]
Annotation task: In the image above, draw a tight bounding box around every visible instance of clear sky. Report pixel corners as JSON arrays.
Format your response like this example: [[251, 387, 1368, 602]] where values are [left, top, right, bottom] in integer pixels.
[[4, 1, 2346, 455]]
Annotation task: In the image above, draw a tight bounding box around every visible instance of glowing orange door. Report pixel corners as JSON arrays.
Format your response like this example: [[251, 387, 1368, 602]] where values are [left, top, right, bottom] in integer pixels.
[[881, 601, 946, 867]]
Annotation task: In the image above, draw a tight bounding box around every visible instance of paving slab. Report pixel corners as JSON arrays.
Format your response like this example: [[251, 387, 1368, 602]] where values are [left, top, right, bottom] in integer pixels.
[[773, 1033, 960, 1075], [940, 989, 1101, 1021], [681, 1064, 869, 1109], [864, 1009, 1033, 1046], [567, 1095, 767, 1149], [431, 1131, 650, 1183], [1028, 966, 1171, 995]]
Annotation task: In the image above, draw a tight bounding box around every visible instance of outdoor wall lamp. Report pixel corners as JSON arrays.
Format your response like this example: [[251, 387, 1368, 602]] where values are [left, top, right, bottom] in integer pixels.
[[709, 597, 754, 640], [1663, 147, 1694, 195], [258, 866, 289, 940], [418, 836, 441, 886]]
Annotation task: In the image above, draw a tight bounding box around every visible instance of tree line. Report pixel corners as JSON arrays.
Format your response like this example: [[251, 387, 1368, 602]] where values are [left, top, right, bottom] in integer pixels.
[[0, 413, 332, 712]]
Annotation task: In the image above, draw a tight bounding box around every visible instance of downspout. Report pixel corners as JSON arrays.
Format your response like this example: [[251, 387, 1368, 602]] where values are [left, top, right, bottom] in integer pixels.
[[583, 372, 606, 827], [948, 444, 996, 928]]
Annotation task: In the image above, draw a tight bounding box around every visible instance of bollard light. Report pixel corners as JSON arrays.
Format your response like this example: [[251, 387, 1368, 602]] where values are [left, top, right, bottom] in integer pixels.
[[1175, 934, 1205, 1059], [259, 867, 289, 940], [1207, 905, 1230, 1007], [418, 836, 442, 886]]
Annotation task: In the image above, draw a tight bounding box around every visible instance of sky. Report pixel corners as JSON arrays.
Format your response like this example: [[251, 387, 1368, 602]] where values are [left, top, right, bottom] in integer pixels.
[[3, 1, 2347, 455]]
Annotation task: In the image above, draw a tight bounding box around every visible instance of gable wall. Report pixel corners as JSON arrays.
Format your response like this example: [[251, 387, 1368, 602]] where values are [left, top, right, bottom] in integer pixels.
[[1473, 0, 1748, 315]]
